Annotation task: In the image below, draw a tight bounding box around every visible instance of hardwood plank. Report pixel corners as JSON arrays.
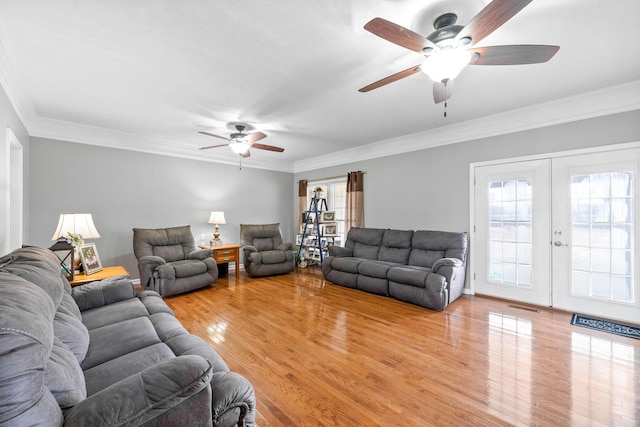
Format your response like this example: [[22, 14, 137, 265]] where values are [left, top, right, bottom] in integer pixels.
[[164, 267, 640, 426]]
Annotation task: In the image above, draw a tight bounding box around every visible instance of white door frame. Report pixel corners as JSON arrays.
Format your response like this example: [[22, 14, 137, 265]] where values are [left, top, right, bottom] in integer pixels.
[[469, 141, 640, 296]]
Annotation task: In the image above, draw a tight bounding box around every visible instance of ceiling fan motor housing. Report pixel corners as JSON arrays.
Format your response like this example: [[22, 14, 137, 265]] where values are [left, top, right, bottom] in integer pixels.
[[426, 13, 464, 48]]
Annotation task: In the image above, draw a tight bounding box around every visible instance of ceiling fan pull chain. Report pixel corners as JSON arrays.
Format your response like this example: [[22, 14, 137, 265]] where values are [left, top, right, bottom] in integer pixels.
[[444, 80, 448, 117]]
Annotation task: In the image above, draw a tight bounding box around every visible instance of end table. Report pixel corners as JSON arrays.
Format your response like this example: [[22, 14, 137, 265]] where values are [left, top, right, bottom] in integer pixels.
[[200, 243, 241, 276], [69, 265, 129, 286]]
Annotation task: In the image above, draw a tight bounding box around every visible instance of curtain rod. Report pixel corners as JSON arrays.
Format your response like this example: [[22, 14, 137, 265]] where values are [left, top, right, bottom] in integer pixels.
[[296, 171, 366, 183]]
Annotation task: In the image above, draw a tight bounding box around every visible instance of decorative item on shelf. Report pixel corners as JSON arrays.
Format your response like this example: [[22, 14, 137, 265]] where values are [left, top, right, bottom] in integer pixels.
[[49, 213, 101, 279], [313, 186, 323, 199], [207, 211, 226, 245]]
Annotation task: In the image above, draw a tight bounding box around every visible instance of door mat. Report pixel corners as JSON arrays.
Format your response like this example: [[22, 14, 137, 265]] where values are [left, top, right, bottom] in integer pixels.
[[571, 314, 640, 340]]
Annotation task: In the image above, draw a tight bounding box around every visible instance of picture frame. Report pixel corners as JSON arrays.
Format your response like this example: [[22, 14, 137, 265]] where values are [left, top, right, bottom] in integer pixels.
[[321, 224, 337, 235], [79, 243, 103, 275], [319, 211, 335, 222]]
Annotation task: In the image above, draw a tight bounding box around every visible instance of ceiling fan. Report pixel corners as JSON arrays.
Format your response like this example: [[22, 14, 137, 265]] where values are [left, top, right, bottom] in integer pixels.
[[359, 0, 559, 104], [198, 124, 284, 157]]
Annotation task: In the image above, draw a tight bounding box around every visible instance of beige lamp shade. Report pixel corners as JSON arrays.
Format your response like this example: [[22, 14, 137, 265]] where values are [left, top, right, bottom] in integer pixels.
[[207, 211, 226, 225], [51, 213, 101, 240]]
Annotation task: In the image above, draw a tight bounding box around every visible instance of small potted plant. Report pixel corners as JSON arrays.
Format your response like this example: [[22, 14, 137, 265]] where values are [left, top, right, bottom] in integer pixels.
[[313, 186, 323, 199]]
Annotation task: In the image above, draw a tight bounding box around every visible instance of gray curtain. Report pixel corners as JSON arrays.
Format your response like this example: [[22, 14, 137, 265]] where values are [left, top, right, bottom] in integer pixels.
[[345, 171, 364, 235]]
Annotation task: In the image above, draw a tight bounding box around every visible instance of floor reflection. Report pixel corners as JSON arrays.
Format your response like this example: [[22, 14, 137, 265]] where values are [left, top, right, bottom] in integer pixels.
[[207, 321, 228, 344], [571, 332, 637, 425], [487, 312, 532, 424]]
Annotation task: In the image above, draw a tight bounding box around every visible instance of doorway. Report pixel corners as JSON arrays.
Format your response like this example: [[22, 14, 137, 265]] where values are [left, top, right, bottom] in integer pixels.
[[472, 145, 640, 324]]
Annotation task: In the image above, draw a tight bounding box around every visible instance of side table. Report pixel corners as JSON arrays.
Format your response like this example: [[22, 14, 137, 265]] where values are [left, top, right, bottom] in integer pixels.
[[69, 265, 129, 286], [200, 243, 241, 276]]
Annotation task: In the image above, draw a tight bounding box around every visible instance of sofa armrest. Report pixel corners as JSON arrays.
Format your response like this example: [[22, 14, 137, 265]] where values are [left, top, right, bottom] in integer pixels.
[[277, 242, 293, 251], [187, 248, 212, 261], [432, 257, 463, 273], [72, 277, 136, 311], [63, 355, 213, 426], [210, 371, 256, 426], [328, 246, 352, 258]]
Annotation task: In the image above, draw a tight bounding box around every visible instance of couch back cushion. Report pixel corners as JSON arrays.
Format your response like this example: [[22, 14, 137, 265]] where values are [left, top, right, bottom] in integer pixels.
[[0, 246, 65, 306], [378, 229, 414, 264], [0, 274, 66, 424], [409, 230, 469, 268], [133, 225, 196, 262], [345, 227, 385, 260]]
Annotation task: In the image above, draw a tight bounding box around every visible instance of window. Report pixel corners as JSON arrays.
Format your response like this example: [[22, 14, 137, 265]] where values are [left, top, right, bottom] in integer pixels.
[[307, 178, 347, 243]]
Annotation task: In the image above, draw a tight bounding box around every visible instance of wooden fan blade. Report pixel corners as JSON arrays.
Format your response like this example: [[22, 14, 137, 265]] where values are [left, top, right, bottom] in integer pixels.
[[469, 45, 560, 65], [359, 65, 422, 92], [247, 131, 267, 143], [455, 0, 532, 46], [252, 143, 284, 153], [198, 143, 228, 150], [364, 17, 438, 53], [433, 80, 454, 104], [198, 131, 230, 141]]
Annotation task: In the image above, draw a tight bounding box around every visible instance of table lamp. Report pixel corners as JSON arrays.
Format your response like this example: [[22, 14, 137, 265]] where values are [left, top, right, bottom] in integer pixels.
[[50, 213, 101, 276], [207, 211, 226, 245]]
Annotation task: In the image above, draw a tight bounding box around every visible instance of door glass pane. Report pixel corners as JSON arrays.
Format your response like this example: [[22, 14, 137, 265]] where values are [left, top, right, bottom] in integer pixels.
[[487, 179, 533, 286], [571, 171, 634, 303]]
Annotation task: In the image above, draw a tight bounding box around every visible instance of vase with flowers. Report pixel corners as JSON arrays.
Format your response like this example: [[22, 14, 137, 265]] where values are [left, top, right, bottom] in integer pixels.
[[66, 232, 84, 272], [313, 186, 323, 199]]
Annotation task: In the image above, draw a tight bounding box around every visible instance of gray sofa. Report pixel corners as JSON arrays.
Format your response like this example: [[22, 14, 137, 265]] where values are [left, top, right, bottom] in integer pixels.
[[322, 227, 468, 311], [0, 246, 255, 426]]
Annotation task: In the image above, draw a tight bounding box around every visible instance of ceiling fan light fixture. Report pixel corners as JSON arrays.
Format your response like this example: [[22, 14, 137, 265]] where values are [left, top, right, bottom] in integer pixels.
[[421, 47, 471, 83], [229, 140, 250, 155]]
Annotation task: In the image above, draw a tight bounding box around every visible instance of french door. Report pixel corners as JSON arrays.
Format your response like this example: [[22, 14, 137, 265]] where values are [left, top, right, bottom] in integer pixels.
[[474, 148, 640, 324]]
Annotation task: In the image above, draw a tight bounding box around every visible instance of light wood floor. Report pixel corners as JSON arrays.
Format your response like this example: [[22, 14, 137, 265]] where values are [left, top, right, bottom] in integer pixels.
[[163, 266, 639, 427]]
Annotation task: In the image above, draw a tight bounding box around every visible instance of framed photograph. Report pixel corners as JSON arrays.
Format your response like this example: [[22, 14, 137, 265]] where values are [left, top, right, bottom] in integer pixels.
[[319, 211, 335, 222], [79, 243, 103, 275], [321, 224, 337, 235]]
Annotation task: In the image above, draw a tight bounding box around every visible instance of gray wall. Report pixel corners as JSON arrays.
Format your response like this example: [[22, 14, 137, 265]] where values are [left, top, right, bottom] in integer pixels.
[[295, 110, 640, 288], [29, 138, 294, 279]]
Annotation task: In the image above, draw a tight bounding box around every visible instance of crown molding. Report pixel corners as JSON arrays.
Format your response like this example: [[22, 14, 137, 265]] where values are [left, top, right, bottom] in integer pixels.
[[293, 80, 640, 173], [29, 116, 294, 172]]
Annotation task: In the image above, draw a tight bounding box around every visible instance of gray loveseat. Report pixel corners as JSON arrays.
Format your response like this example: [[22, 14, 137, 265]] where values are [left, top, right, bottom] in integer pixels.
[[0, 246, 255, 426], [322, 227, 468, 311]]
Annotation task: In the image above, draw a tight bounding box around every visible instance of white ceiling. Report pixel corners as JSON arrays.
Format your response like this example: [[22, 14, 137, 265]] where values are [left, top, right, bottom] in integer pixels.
[[0, 0, 639, 172]]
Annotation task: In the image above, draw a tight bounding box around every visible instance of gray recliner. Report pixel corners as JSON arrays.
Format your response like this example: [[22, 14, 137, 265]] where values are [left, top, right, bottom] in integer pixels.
[[240, 223, 294, 277], [133, 225, 218, 296]]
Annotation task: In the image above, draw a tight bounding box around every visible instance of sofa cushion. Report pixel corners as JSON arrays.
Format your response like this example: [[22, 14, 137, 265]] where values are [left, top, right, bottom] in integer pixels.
[[411, 230, 469, 266], [345, 227, 384, 260], [80, 297, 151, 330], [408, 249, 444, 268], [378, 229, 413, 264], [253, 237, 277, 251], [388, 265, 433, 288], [358, 260, 399, 278], [331, 256, 365, 273], [0, 246, 64, 306], [259, 250, 288, 264], [53, 304, 90, 363], [45, 336, 87, 408], [83, 343, 175, 396], [170, 259, 208, 278], [81, 317, 162, 370]]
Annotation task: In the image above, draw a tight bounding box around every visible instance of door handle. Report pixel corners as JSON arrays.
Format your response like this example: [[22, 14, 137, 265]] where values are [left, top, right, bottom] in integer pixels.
[[553, 241, 568, 247]]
